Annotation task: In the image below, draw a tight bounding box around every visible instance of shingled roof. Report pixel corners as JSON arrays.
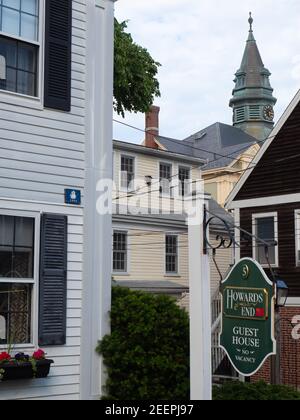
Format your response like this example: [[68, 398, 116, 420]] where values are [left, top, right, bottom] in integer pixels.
[[157, 122, 258, 171]]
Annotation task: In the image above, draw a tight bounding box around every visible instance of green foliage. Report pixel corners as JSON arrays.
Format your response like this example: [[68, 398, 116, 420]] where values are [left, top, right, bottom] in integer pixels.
[[213, 381, 300, 401], [97, 286, 190, 400], [114, 20, 161, 117]]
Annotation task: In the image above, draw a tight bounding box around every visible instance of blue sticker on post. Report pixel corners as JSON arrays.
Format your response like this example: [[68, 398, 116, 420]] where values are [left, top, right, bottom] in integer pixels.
[[65, 189, 81, 205]]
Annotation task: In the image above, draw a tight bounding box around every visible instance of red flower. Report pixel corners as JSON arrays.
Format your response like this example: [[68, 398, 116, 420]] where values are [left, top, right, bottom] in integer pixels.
[[0, 352, 11, 362], [32, 349, 46, 361]]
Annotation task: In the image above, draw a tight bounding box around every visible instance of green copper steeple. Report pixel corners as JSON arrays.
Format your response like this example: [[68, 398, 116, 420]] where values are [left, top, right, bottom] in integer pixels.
[[229, 13, 277, 141]]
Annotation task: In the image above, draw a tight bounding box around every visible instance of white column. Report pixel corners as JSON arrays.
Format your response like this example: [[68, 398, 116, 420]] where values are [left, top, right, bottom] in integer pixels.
[[188, 196, 212, 400], [81, 0, 116, 400]]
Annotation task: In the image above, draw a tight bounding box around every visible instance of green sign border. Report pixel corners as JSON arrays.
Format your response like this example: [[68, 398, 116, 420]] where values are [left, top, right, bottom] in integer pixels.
[[219, 258, 276, 377]]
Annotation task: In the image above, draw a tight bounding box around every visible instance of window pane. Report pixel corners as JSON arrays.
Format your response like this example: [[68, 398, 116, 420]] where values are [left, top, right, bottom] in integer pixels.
[[2, 7, 20, 38], [18, 42, 36, 71], [0, 37, 17, 67], [255, 217, 276, 265], [113, 232, 127, 272], [0, 251, 13, 278], [17, 69, 35, 95], [160, 164, 172, 195], [0, 216, 14, 247], [179, 167, 190, 196], [3, 67, 17, 92], [13, 247, 34, 278], [0, 283, 32, 345], [3, 0, 21, 10], [121, 156, 134, 189], [20, 12, 37, 41], [256, 217, 274, 241], [21, 0, 38, 15], [15, 217, 34, 247], [0, 216, 34, 278], [0, 36, 37, 97], [166, 235, 178, 273]]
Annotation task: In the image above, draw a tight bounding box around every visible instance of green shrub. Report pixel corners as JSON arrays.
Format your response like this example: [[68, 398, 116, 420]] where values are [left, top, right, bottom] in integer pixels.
[[97, 286, 190, 400], [213, 381, 300, 400]]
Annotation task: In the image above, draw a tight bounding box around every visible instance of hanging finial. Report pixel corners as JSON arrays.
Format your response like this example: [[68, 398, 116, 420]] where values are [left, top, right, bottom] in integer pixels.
[[248, 12, 253, 31]]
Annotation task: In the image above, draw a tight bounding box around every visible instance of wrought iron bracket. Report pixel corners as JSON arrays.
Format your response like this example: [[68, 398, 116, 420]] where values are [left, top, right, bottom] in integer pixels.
[[203, 205, 235, 255]]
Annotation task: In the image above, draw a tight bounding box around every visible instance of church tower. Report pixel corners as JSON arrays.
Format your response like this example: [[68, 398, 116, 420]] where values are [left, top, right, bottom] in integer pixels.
[[229, 13, 277, 141]]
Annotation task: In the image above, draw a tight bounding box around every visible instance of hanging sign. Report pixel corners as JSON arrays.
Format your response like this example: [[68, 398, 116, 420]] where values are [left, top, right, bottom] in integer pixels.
[[219, 258, 276, 377]]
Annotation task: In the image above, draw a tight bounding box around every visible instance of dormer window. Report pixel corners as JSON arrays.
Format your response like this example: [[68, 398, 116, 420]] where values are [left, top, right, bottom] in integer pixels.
[[0, 0, 39, 97]]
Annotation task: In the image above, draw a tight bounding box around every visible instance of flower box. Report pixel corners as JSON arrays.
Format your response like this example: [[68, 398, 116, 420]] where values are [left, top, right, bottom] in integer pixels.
[[0, 359, 54, 382], [0, 349, 53, 382]]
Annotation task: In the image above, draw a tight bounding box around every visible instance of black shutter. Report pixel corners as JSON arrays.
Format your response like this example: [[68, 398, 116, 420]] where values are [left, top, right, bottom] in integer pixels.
[[39, 214, 68, 346], [44, 0, 72, 111]]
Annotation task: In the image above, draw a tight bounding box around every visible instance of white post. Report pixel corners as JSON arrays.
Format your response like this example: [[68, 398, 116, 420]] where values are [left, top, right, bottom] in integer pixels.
[[188, 195, 212, 400], [81, 0, 116, 400]]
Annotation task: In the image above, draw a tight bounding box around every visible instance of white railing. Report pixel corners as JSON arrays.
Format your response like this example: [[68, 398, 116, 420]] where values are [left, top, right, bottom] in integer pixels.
[[211, 287, 238, 379]]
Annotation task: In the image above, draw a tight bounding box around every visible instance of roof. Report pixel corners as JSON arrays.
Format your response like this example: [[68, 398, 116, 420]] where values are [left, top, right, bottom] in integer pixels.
[[113, 139, 207, 166], [238, 29, 269, 88], [226, 89, 300, 208], [208, 198, 234, 231], [112, 280, 189, 295], [113, 198, 234, 233], [157, 122, 257, 171]]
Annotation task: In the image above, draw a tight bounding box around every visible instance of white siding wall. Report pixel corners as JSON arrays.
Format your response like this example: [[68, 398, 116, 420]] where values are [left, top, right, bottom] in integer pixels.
[[112, 228, 189, 286], [0, 0, 86, 400], [113, 149, 203, 213], [113, 148, 232, 306]]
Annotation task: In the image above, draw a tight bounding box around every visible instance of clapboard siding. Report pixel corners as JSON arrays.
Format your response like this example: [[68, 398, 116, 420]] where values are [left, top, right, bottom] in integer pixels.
[[0, 0, 87, 400], [240, 203, 300, 297], [236, 102, 300, 200], [0, 0, 86, 204]]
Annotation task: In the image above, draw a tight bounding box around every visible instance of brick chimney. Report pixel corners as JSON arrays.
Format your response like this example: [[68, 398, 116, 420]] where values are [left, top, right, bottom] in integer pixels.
[[145, 105, 160, 149]]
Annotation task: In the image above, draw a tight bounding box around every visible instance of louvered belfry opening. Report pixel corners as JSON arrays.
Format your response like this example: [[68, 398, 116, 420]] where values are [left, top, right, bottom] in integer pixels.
[[44, 0, 72, 112]]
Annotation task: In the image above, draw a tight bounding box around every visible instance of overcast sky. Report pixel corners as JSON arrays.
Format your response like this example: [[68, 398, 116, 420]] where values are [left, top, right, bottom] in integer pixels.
[[113, 0, 300, 144]]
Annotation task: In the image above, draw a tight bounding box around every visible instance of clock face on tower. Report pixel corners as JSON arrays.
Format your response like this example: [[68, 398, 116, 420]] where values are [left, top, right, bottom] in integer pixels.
[[263, 105, 274, 122]]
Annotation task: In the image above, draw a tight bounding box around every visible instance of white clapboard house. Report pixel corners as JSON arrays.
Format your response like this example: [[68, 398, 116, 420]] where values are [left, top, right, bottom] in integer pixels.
[[0, 0, 115, 400]]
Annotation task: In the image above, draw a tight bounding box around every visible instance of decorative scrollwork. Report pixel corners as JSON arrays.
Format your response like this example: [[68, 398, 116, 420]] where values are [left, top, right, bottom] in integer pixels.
[[203, 211, 236, 252]]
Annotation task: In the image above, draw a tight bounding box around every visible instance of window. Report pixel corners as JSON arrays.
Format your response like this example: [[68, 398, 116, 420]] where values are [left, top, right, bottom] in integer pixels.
[[121, 155, 135, 191], [113, 231, 128, 273], [166, 235, 178, 274], [160, 163, 172, 196], [253, 214, 278, 266], [295, 211, 300, 266], [179, 166, 191, 197], [0, 0, 39, 97], [0, 215, 35, 345]]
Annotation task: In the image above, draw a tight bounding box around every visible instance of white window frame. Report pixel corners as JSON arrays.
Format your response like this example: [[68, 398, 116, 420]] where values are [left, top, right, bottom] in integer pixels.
[[0, 0, 45, 108], [112, 229, 129, 275], [294, 210, 300, 267], [159, 160, 173, 198], [165, 234, 179, 276], [0, 209, 40, 350], [178, 165, 191, 198], [120, 154, 136, 193], [252, 212, 278, 268]]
